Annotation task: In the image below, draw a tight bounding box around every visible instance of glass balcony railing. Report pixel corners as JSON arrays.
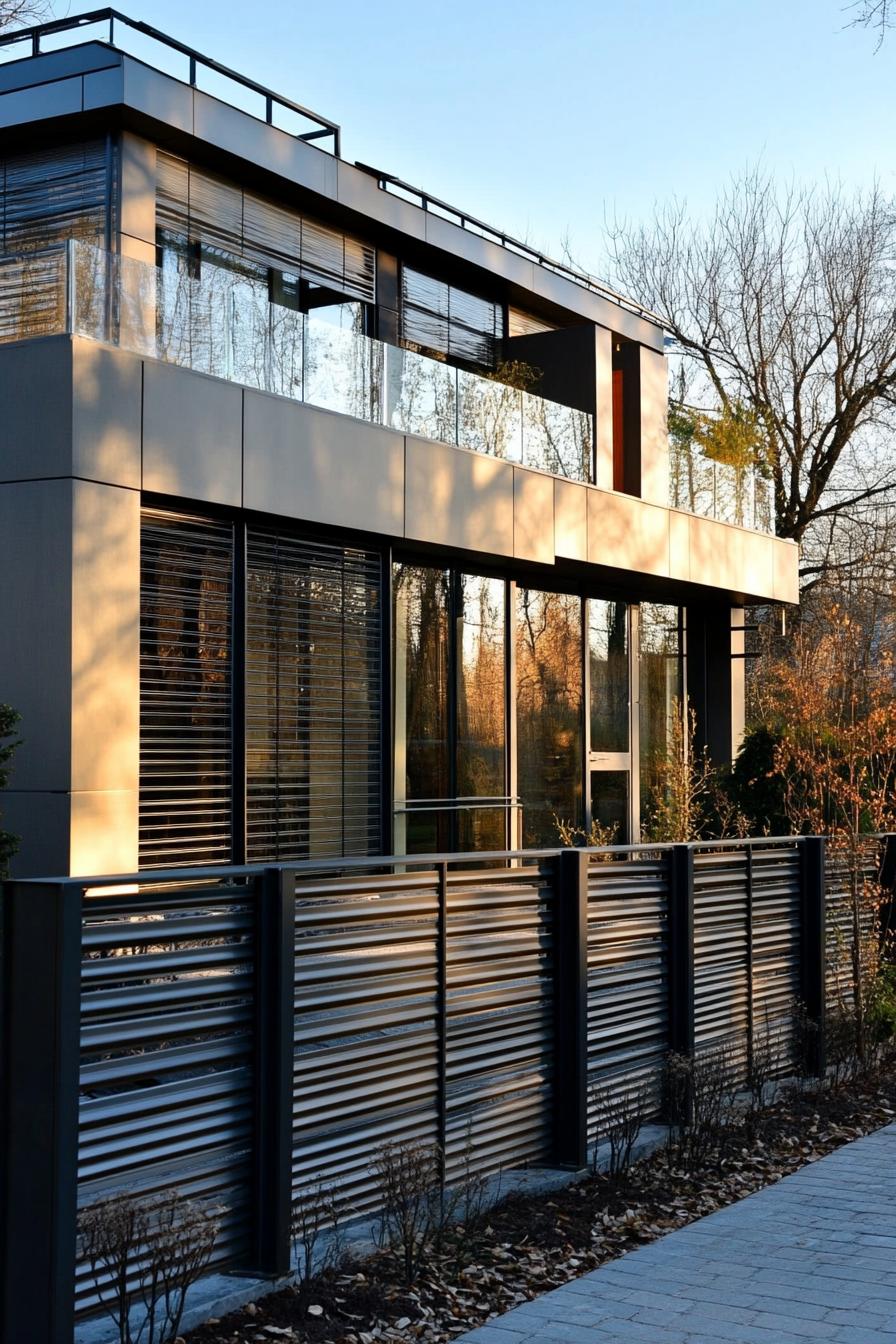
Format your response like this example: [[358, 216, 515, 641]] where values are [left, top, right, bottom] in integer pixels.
[[0, 241, 775, 531], [0, 241, 594, 482], [669, 440, 773, 534]]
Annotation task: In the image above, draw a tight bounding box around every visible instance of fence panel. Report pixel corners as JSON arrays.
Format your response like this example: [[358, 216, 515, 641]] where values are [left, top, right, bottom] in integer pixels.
[[751, 842, 802, 1074], [444, 864, 555, 1181], [585, 853, 670, 1129], [293, 870, 440, 1213], [693, 848, 750, 1074], [77, 880, 256, 1316], [825, 841, 882, 1014]]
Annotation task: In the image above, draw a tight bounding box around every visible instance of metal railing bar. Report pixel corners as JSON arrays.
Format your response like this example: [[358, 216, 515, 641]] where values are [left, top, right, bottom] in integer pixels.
[[0, 8, 341, 154], [354, 162, 664, 326]]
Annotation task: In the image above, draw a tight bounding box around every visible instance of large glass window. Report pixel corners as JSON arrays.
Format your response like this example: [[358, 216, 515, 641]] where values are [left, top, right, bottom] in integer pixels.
[[589, 600, 629, 753], [393, 565, 507, 853], [516, 588, 584, 847], [393, 565, 450, 852], [639, 603, 684, 823]]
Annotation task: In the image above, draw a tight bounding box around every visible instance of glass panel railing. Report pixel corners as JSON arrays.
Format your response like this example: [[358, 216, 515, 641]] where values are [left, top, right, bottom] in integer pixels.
[[383, 343, 457, 443], [669, 440, 773, 534], [522, 391, 592, 479], [0, 246, 66, 342], [457, 369, 523, 463], [304, 317, 383, 422]]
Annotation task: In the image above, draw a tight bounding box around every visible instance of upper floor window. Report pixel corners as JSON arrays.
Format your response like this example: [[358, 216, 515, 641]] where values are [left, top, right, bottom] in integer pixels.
[[0, 139, 113, 257], [155, 152, 375, 311], [400, 265, 502, 370]]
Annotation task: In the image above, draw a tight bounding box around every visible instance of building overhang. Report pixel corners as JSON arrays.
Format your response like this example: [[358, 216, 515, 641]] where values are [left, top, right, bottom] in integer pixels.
[[0, 335, 799, 605]]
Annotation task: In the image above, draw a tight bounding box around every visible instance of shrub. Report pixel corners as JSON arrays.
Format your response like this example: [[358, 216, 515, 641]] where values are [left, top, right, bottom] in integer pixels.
[[290, 1183, 341, 1315], [589, 1078, 651, 1180], [78, 1189, 219, 1344]]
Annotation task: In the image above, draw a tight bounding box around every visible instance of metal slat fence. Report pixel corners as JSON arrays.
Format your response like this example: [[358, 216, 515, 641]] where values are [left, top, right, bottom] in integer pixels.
[[0, 835, 888, 1341]]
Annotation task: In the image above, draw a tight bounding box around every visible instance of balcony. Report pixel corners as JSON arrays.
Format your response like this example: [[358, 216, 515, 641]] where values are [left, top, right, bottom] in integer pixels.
[[670, 440, 773, 533], [0, 241, 595, 482], [0, 241, 775, 533]]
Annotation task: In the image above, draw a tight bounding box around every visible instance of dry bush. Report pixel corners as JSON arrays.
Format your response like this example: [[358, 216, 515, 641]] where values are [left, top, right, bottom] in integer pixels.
[[589, 1078, 651, 1180], [664, 1047, 738, 1168], [373, 1140, 444, 1283], [78, 1189, 219, 1344], [290, 1183, 342, 1315]]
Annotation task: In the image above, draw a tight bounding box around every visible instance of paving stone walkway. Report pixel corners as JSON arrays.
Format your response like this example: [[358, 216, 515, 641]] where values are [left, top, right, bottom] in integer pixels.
[[457, 1124, 896, 1344]]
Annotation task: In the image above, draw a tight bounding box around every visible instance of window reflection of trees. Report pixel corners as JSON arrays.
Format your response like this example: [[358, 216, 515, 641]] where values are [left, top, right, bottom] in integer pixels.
[[639, 603, 683, 820], [516, 588, 583, 848]]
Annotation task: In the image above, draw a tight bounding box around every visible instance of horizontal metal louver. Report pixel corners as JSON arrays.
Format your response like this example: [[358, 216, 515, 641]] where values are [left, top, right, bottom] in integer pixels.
[[586, 855, 669, 1121], [156, 152, 375, 302], [76, 883, 255, 1317], [246, 528, 382, 862], [508, 306, 558, 338], [401, 266, 501, 367], [139, 511, 234, 868], [0, 139, 112, 256]]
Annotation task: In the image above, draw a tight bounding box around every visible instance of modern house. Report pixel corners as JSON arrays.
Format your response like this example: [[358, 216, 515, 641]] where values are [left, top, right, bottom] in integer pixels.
[[0, 11, 799, 879]]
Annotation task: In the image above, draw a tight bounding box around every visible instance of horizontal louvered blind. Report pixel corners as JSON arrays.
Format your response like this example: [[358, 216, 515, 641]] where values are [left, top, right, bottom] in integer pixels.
[[508, 306, 558, 338], [246, 529, 382, 862], [156, 151, 375, 302], [140, 511, 234, 868], [0, 139, 112, 256], [401, 266, 501, 367]]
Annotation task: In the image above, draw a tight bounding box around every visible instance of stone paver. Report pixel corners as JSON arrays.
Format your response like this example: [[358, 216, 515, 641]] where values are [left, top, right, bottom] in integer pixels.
[[455, 1125, 896, 1343]]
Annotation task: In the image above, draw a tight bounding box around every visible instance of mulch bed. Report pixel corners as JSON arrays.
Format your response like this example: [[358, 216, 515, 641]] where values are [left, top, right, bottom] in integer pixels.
[[185, 1065, 896, 1344]]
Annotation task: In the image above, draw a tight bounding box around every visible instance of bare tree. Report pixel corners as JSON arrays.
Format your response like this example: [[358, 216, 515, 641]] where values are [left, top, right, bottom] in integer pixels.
[[0, 1, 52, 30], [848, 0, 892, 47], [606, 172, 896, 571]]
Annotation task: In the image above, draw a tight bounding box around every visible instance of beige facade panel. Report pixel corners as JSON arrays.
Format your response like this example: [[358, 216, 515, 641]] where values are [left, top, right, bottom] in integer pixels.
[[553, 478, 588, 562], [120, 133, 158, 251], [513, 467, 555, 565], [244, 391, 405, 537], [688, 512, 745, 595], [587, 488, 670, 577], [70, 481, 140, 794], [639, 345, 669, 507], [143, 360, 243, 506], [669, 509, 690, 582], [594, 326, 614, 492], [193, 90, 339, 200], [121, 57, 194, 134], [405, 437, 514, 557], [70, 789, 139, 878], [773, 539, 800, 604], [72, 342, 143, 488]]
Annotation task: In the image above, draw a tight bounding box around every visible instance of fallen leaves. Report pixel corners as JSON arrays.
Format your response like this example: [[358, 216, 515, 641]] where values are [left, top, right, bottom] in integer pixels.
[[185, 1065, 896, 1344]]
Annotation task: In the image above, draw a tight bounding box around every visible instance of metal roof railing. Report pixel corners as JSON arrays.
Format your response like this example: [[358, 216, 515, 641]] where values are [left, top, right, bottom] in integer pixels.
[[355, 162, 665, 326], [0, 7, 342, 155]]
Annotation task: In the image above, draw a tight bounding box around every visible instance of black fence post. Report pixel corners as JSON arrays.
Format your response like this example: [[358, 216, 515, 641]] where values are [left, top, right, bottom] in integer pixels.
[[252, 867, 296, 1277], [800, 836, 827, 1077], [553, 848, 588, 1169], [0, 880, 81, 1344], [668, 844, 696, 1059]]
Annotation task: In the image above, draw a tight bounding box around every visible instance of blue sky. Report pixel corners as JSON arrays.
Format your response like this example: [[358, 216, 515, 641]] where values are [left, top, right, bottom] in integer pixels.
[[64, 0, 896, 277]]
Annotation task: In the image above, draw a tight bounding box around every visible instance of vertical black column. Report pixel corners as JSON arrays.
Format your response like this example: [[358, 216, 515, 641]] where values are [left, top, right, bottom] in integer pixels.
[[800, 836, 827, 1077], [553, 848, 589, 1169], [232, 519, 248, 865], [0, 881, 81, 1343], [668, 844, 696, 1059], [436, 861, 448, 1182], [685, 603, 741, 768], [253, 867, 296, 1276]]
